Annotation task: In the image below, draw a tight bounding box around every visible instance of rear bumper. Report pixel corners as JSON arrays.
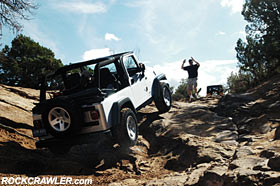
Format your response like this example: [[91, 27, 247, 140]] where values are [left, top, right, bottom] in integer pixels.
[[35, 130, 112, 148], [32, 103, 110, 138]]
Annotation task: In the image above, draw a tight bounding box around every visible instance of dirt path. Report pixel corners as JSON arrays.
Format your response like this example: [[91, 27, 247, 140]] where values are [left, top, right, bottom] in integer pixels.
[[0, 82, 280, 185]]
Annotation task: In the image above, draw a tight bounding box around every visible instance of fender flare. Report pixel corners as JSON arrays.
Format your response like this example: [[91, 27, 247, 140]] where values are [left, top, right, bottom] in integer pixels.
[[111, 98, 137, 127], [152, 73, 169, 100]]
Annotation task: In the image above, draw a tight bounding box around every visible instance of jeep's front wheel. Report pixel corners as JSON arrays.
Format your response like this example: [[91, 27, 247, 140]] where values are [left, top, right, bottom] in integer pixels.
[[113, 108, 138, 147], [154, 84, 172, 113]]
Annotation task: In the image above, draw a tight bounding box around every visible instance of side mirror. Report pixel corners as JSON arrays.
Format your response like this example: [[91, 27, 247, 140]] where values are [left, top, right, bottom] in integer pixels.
[[139, 63, 145, 72]]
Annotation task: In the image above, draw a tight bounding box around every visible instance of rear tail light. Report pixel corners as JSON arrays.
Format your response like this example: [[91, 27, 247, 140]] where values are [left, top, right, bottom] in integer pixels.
[[90, 110, 100, 120]]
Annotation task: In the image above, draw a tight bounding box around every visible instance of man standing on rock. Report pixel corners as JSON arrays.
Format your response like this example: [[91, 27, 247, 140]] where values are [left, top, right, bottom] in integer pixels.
[[181, 57, 200, 102]]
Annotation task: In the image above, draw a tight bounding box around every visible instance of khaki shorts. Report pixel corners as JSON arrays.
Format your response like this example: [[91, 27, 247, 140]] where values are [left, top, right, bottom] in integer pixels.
[[187, 77, 197, 90]]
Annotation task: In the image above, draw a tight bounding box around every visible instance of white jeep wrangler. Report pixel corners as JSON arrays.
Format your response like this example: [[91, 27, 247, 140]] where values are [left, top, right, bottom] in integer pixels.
[[32, 52, 172, 154]]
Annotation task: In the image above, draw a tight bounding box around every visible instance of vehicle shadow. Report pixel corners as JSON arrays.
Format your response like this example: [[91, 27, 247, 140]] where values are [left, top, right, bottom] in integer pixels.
[[0, 141, 49, 176], [0, 134, 141, 176]]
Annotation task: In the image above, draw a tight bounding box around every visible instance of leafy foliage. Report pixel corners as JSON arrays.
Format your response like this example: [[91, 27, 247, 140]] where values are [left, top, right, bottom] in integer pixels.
[[227, 71, 255, 94], [235, 0, 280, 81], [172, 79, 188, 101], [0, 0, 38, 34], [0, 35, 63, 88], [230, 0, 280, 93]]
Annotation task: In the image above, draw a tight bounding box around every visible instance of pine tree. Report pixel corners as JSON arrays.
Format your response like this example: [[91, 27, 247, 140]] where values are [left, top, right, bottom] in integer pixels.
[[0, 35, 63, 88]]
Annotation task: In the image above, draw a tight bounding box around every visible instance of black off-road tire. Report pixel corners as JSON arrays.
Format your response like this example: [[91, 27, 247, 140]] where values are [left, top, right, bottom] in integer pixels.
[[112, 108, 138, 147], [154, 84, 172, 113], [42, 99, 82, 138]]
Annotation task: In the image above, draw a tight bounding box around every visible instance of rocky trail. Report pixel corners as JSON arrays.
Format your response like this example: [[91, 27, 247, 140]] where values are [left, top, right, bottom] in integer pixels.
[[0, 75, 279, 185]]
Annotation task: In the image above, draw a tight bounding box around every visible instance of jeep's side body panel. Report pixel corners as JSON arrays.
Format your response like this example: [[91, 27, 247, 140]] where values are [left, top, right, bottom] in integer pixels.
[[143, 67, 156, 95], [101, 86, 136, 128]]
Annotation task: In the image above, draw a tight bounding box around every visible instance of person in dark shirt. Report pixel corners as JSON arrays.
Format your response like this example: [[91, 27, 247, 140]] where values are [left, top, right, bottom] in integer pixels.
[[181, 57, 200, 102]]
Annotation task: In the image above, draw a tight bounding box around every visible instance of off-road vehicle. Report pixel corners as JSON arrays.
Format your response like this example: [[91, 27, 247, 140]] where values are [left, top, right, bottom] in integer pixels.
[[32, 52, 172, 153], [206, 85, 224, 96]]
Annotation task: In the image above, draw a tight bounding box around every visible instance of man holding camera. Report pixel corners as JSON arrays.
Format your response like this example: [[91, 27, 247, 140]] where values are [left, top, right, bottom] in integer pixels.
[[181, 57, 200, 102]]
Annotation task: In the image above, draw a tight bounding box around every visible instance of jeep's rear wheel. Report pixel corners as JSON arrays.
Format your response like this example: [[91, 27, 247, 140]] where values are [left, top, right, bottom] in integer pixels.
[[154, 84, 172, 113], [113, 108, 138, 147], [43, 99, 81, 138]]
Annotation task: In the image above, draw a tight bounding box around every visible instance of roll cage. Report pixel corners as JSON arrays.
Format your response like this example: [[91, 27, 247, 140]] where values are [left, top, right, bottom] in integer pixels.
[[39, 52, 138, 102]]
